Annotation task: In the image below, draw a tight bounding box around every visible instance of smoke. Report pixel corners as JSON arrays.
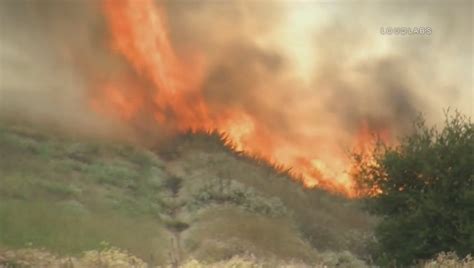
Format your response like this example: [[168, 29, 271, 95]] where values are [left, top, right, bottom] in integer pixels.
[[0, 0, 134, 139], [159, 0, 472, 183], [0, 0, 471, 190], [305, 1, 473, 135]]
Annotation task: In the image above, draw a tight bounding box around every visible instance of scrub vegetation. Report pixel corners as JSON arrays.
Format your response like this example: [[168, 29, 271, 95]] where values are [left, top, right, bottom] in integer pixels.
[[1, 113, 471, 267]]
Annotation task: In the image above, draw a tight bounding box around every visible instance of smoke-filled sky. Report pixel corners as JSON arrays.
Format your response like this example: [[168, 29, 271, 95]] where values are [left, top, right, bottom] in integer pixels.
[[0, 0, 472, 194]]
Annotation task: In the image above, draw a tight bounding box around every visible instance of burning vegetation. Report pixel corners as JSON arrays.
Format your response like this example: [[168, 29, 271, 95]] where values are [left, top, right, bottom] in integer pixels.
[[0, 0, 471, 197], [95, 0, 395, 196]]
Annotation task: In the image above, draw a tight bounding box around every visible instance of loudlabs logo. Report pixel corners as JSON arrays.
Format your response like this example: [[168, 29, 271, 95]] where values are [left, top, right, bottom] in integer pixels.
[[380, 26, 432, 36]]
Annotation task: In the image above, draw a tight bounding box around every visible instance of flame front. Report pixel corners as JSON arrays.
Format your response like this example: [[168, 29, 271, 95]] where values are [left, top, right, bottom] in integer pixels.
[[98, 0, 390, 197]]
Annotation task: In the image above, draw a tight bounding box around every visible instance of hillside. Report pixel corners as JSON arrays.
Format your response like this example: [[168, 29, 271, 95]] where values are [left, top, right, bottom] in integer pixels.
[[0, 119, 376, 267]]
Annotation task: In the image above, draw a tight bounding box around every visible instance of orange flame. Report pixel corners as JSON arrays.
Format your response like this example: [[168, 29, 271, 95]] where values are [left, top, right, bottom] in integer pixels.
[[349, 121, 391, 196], [98, 0, 390, 197]]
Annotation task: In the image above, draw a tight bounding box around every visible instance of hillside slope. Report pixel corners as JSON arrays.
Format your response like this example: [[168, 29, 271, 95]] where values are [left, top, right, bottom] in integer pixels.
[[0, 119, 375, 266]]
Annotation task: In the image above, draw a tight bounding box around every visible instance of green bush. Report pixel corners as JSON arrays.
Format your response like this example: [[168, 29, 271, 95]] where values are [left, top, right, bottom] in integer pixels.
[[189, 179, 287, 217], [353, 112, 474, 266], [84, 161, 139, 188]]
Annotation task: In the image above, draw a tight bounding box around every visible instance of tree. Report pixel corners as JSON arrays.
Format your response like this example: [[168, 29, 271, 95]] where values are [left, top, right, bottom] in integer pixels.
[[353, 111, 474, 266]]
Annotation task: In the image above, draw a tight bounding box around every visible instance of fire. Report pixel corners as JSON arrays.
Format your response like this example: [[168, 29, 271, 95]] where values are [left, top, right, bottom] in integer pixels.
[[98, 0, 390, 197], [349, 121, 391, 196], [103, 0, 206, 127]]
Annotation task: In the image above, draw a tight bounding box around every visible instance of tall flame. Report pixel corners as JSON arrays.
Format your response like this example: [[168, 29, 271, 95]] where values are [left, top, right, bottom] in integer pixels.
[[98, 0, 390, 197]]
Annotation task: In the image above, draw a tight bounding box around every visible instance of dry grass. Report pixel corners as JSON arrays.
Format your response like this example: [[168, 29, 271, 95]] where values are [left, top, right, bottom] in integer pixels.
[[0, 247, 147, 268], [419, 252, 473, 268], [1, 248, 472, 268], [0, 247, 366, 268]]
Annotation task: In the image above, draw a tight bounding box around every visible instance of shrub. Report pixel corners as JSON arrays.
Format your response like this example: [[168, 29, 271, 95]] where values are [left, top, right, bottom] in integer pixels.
[[84, 161, 139, 188], [188, 179, 287, 217], [80, 247, 147, 267], [0, 247, 147, 268], [353, 112, 474, 266], [65, 142, 100, 163], [318, 250, 367, 268], [420, 252, 473, 268]]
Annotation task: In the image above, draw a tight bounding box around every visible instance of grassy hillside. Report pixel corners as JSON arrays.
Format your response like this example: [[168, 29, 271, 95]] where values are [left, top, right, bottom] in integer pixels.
[[0, 119, 376, 267]]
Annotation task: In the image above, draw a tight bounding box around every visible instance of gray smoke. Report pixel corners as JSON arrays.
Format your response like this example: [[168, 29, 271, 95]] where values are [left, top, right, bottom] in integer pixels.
[[0, 0, 471, 146]]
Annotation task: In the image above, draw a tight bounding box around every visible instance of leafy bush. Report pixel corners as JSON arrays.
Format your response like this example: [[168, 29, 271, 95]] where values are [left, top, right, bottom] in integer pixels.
[[353, 112, 474, 266], [189, 179, 287, 217], [318, 250, 367, 268], [65, 142, 100, 163], [84, 161, 139, 188]]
